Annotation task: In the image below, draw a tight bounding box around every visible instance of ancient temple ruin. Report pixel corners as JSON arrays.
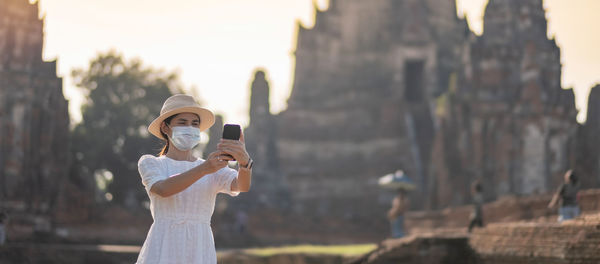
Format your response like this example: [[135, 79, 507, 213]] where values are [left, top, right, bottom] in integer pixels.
[[430, 0, 578, 208], [576, 84, 600, 189], [2, 0, 598, 247], [0, 0, 70, 212], [244, 0, 597, 234]]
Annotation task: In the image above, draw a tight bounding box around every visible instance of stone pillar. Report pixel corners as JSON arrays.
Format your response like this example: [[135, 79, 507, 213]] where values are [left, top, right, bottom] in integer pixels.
[[0, 0, 70, 213]]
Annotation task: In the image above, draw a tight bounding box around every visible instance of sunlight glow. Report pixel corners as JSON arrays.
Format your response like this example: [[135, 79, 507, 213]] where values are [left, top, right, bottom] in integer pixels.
[[36, 0, 599, 125]]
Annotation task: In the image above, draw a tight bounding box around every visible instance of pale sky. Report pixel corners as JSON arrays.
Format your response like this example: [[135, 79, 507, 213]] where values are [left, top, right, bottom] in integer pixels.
[[37, 0, 599, 126]]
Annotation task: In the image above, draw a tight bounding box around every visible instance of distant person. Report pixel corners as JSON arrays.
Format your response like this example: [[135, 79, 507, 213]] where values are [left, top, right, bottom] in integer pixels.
[[135, 94, 253, 264], [0, 212, 6, 245], [548, 169, 581, 222], [468, 180, 484, 232], [387, 189, 409, 238], [234, 210, 248, 234]]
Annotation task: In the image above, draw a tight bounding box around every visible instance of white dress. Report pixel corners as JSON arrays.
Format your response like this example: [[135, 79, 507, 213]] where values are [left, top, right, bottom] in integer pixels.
[[135, 155, 239, 264]]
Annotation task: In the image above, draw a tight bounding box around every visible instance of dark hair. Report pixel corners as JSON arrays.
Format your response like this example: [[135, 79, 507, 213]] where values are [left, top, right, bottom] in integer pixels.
[[158, 115, 177, 156], [396, 188, 407, 195], [568, 170, 578, 185], [472, 180, 482, 193]]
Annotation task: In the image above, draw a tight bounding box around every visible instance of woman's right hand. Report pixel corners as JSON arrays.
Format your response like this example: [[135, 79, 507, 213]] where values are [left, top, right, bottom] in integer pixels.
[[201, 151, 232, 174]]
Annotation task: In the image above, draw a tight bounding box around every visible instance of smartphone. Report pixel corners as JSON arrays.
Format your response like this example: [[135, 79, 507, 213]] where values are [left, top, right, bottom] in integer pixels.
[[221, 124, 241, 160], [222, 124, 241, 140]]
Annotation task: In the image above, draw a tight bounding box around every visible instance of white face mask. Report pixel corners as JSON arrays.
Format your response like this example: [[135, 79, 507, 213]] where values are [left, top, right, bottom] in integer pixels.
[[169, 126, 201, 151]]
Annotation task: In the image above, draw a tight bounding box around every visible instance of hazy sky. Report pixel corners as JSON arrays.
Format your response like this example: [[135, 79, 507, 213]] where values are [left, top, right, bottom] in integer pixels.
[[37, 0, 599, 126]]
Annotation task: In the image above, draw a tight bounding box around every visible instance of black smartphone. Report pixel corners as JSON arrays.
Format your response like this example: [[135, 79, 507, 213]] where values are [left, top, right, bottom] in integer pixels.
[[222, 124, 241, 140], [221, 124, 241, 160]]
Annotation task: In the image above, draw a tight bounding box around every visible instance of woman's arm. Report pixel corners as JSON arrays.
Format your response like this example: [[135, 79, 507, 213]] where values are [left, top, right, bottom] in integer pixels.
[[548, 193, 559, 209], [230, 166, 252, 192], [218, 131, 252, 193], [548, 185, 563, 209], [387, 197, 401, 220], [150, 151, 231, 197]]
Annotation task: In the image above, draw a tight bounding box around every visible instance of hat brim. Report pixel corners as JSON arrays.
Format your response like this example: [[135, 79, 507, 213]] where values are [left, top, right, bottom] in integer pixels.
[[148, 106, 215, 139]]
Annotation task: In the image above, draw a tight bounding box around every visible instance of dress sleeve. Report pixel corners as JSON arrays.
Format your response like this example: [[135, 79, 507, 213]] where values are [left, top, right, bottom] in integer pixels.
[[210, 167, 240, 197], [138, 155, 166, 194]]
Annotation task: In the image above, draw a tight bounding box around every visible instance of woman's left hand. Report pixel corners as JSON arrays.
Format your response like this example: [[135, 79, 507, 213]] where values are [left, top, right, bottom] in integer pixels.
[[217, 130, 250, 166]]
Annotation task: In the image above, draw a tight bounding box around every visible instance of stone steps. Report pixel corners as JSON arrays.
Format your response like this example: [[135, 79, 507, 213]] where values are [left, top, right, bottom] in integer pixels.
[[350, 213, 600, 264]]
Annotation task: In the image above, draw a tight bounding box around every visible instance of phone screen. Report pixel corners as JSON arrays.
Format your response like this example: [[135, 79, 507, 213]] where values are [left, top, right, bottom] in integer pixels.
[[222, 124, 241, 140], [221, 124, 240, 161]]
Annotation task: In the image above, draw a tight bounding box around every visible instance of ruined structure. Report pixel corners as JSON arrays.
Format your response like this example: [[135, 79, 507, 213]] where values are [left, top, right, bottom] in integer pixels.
[[430, 0, 577, 208], [250, 0, 469, 222], [0, 0, 70, 212], [244, 0, 592, 238], [216, 70, 290, 212], [576, 85, 600, 188], [349, 213, 600, 264]]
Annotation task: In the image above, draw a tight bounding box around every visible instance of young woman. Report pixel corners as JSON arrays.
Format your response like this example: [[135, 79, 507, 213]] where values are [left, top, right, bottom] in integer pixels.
[[136, 94, 253, 264], [0, 212, 6, 245], [548, 170, 580, 222], [468, 180, 484, 232], [387, 189, 409, 238]]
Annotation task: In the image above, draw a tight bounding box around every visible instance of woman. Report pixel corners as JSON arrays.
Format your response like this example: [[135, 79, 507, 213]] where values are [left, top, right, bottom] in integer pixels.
[[0, 212, 6, 245], [387, 189, 409, 238], [136, 94, 253, 264], [548, 169, 580, 222], [468, 180, 484, 232]]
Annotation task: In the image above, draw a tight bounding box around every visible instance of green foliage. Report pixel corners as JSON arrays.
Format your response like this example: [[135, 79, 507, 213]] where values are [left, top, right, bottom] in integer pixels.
[[71, 50, 182, 205]]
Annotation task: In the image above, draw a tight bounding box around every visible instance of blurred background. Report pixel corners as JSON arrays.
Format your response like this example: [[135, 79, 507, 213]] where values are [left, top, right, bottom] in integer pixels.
[[0, 0, 599, 263]]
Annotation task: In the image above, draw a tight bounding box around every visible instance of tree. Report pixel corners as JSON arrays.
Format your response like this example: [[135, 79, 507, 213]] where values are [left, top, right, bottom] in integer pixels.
[[71, 51, 184, 206]]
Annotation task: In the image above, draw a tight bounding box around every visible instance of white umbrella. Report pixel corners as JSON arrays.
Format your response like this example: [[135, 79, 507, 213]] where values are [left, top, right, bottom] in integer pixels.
[[378, 170, 416, 191]]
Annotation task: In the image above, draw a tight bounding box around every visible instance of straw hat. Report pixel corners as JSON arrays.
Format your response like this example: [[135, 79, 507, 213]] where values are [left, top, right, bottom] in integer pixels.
[[148, 94, 215, 139]]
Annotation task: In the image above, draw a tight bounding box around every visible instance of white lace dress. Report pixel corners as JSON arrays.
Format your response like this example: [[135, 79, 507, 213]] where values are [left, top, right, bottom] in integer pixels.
[[135, 155, 239, 264]]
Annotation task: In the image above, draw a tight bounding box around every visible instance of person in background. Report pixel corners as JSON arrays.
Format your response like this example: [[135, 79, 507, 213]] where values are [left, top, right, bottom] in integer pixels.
[[548, 169, 581, 222], [234, 210, 248, 234], [468, 180, 484, 232], [387, 189, 409, 238], [0, 212, 6, 245]]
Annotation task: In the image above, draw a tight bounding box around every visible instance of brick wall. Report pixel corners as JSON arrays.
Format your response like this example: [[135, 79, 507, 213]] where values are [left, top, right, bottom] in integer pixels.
[[406, 189, 600, 232], [350, 212, 600, 264], [348, 233, 475, 264], [470, 213, 600, 264]]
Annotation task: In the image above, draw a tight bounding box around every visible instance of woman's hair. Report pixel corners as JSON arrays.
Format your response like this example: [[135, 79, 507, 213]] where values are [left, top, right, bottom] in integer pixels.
[[396, 188, 407, 196], [567, 170, 578, 185], [158, 115, 177, 156], [472, 180, 483, 193]]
